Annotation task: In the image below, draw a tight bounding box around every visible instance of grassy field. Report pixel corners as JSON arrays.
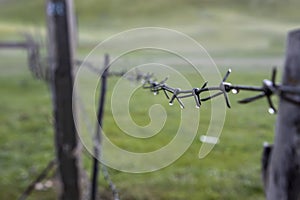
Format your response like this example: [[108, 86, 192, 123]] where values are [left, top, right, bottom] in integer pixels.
[[0, 0, 299, 199], [0, 51, 276, 199]]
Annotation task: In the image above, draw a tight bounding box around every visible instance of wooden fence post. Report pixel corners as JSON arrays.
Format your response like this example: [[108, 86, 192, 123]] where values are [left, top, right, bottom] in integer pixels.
[[46, 0, 81, 199], [264, 29, 300, 199]]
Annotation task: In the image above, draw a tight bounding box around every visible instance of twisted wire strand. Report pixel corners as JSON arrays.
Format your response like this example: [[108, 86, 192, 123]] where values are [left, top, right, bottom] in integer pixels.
[[75, 95, 120, 200], [128, 67, 300, 114], [77, 60, 300, 114]]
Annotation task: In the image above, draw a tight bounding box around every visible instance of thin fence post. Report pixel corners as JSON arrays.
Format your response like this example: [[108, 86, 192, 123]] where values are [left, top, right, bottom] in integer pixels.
[[265, 29, 300, 199], [91, 54, 110, 200], [46, 0, 81, 199]]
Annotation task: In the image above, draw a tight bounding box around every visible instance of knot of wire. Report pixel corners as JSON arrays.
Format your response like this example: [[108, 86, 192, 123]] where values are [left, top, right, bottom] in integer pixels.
[[127, 68, 300, 114]]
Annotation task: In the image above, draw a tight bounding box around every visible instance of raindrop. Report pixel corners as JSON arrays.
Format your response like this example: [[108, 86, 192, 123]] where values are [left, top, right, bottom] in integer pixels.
[[153, 91, 157, 95], [195, 105, 200, 109], [169, 102, 173, 106], [268, 108, 275, 114], [232, 89, 239, 94], [180, 105, 184, 109]]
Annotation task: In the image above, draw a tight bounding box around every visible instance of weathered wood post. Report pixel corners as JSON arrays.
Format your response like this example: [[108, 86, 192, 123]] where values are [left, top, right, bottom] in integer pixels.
[[264, 29, 300, 199], [46, 0, 81, 199]]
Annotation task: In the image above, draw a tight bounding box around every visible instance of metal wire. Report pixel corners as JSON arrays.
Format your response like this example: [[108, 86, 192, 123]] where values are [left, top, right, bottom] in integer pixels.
[[75, 59, 126, 77], [74, 60, 124, 200], [77, 60, 300, 114], [127, 67, 300, 114], [76, 95, 120, 200], [127, 69, 233, 109], [75, 59, 300, 200]]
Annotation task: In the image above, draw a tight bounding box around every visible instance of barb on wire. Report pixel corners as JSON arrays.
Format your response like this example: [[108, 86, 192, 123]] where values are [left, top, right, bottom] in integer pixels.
[[127, 69, 233, 109], [128, 67, 300, 114], [77, 56, 300, 114], [200, 69, 232, 108], [231, 68, 278, 114]]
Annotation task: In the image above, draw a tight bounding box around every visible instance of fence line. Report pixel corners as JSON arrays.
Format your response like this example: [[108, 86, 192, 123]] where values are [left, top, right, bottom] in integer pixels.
[[90, 54, 112, 200], [123, 67, 300, 114], [75, 55, 121, 200], [75, 94, 120, 200], [90, 56, 121, 199], [0, 35, 41, 78], [16, 9, 300, 198]]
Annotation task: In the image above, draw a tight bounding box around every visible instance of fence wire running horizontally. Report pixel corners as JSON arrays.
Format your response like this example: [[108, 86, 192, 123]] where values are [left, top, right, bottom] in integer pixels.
[[125, 67, 300, 114], [78, 60, 300, 115], [75, 61, 300, 200]]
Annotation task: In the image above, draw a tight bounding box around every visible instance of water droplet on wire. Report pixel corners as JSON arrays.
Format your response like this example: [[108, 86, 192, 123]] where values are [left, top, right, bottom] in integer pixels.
[[169, 102, 173, 106], [268, 108, 275, 114], [232, 89, 239, 94]]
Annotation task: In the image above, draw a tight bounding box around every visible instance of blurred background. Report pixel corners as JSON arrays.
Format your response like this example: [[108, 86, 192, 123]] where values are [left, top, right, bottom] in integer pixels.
[[0, 0, 299, 199]]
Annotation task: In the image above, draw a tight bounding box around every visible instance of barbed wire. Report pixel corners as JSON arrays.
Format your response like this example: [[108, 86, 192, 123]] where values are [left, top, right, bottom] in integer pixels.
[[75, 58, 300, 200], [77, 60, 300, 114], [75, 59, 126, 77], [76, 95, 120, 200], [126, 67, 300, 114], [75, 60, 120, 200]]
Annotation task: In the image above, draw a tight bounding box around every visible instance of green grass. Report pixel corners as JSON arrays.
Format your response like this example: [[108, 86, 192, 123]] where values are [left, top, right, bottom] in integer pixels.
[[0, 0, 295, 199], [0, 52, 55, 199], [0, 50, 277, 199], [96, 70, 276, 200]]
